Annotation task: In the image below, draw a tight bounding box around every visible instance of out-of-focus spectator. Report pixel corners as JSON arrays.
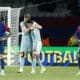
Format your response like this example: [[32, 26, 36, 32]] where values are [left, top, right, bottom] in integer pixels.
[[75, 26, 80, 46], [75, 25, 80, 75], [67, 34, 78, 46], [42, 37, 50, 46]]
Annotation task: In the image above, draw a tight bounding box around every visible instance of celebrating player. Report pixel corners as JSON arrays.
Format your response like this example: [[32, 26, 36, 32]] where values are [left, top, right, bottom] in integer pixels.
[[0, 20, 11, 76], [18, 14, 32, 73], [27, 20, 46, 74], [75, 26, 80, 75]]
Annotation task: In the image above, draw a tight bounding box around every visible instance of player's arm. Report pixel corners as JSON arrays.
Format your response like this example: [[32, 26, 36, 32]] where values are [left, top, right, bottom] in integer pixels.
[[31, 21, 42, 30], [0, 24, 11, 41], [35, 22, 42, 29], [22, 26, 31, 32], [4, 23, 10, 32], [20, 22, 30, 32], [4, 23, 12, 39]]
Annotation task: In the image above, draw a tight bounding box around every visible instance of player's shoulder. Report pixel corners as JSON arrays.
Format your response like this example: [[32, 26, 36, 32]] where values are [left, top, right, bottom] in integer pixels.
[[20, 21, 25, 27], [33, 21, 37, 24]]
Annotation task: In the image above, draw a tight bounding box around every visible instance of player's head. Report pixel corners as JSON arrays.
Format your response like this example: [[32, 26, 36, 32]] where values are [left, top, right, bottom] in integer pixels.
[[24, 13, 31, 22], [27, 19, 33, 28]]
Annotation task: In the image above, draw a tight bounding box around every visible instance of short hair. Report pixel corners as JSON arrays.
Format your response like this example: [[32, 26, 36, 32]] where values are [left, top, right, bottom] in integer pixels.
[[24, 13, 31, 18], [27, 19, 33, 24]]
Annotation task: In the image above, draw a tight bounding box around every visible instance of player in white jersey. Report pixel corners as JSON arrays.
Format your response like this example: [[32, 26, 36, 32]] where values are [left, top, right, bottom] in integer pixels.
[[27, 20, 46, 74], [18, 14, 32, 73]]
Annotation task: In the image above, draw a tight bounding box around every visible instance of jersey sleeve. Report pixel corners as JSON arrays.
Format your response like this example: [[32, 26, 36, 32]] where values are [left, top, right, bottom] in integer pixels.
[[20, 22, 24, 28], [20, 22, 26, 31], [4, 23, 10, 32]]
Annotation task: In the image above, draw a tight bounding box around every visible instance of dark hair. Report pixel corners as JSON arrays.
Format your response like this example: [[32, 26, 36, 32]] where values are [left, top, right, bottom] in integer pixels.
[[24, 13, 31, 18], [27, 19, 33, 24]]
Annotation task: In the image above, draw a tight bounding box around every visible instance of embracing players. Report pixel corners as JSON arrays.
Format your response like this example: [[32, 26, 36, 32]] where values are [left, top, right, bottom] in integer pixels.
[[18, 14, 43, 73], [18, 14, 32, 73]]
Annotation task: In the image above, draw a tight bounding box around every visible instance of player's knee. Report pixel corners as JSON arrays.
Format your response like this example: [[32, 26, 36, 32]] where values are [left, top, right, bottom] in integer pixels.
[[20, 52, 25, 57], [33, 54, 39, 59], [32, 54, 36, 58], [36, 55, 39, 60]]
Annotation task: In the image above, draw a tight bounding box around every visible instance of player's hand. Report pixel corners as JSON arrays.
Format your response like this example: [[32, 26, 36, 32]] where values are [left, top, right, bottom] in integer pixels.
[[30, 27, 34, 30], [0, 37, 7, 41], [5, 31, 12, 38]]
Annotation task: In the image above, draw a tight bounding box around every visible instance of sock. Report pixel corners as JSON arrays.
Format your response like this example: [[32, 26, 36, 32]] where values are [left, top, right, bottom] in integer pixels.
[[37, 58, 44, 69], [19, 57, 25, 71], [1, 69, 4, 74], [32, 58, 36, 71], [1, 59, 5, 70]]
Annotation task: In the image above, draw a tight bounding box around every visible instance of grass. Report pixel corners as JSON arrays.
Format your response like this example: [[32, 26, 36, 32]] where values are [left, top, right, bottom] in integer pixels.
[[0, 66, 80, 80]]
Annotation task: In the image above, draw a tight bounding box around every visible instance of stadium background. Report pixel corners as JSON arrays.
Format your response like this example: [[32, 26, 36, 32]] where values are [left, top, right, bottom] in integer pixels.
[[0, 0, 80, 66]]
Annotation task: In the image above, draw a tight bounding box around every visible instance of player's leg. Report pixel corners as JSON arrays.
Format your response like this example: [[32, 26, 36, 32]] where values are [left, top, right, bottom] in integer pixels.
[[77, 49, 80, 75], [31, 54, 37, 74], [78, 49, 80, 70], [36, 42, 46, 73], [0, 54, 5, 75], [0, 44, 5, 76], [37, 55, 46, 74], [77, 55, 80, 75], [78, 56, 80, 72], [18, 52, 25, 73], [25, 39, 35, 73], [37, 56, 45, 69], [18, 38, 27, 73], [77, 41, 80, 75], [79, 59, 80, 70], [37, 43, 44, 68]]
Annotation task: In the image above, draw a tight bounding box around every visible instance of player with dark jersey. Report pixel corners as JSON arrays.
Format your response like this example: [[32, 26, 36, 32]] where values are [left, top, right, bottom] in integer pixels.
[[75, 26, 80, 75], [0, 20, 10, 76]]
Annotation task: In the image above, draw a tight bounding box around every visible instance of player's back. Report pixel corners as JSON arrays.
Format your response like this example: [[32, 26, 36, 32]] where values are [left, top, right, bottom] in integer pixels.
[[31, 28, 41, 42]]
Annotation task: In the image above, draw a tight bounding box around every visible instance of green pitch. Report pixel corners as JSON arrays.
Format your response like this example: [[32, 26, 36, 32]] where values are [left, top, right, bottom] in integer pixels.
[[0, 66, 80, 80]]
